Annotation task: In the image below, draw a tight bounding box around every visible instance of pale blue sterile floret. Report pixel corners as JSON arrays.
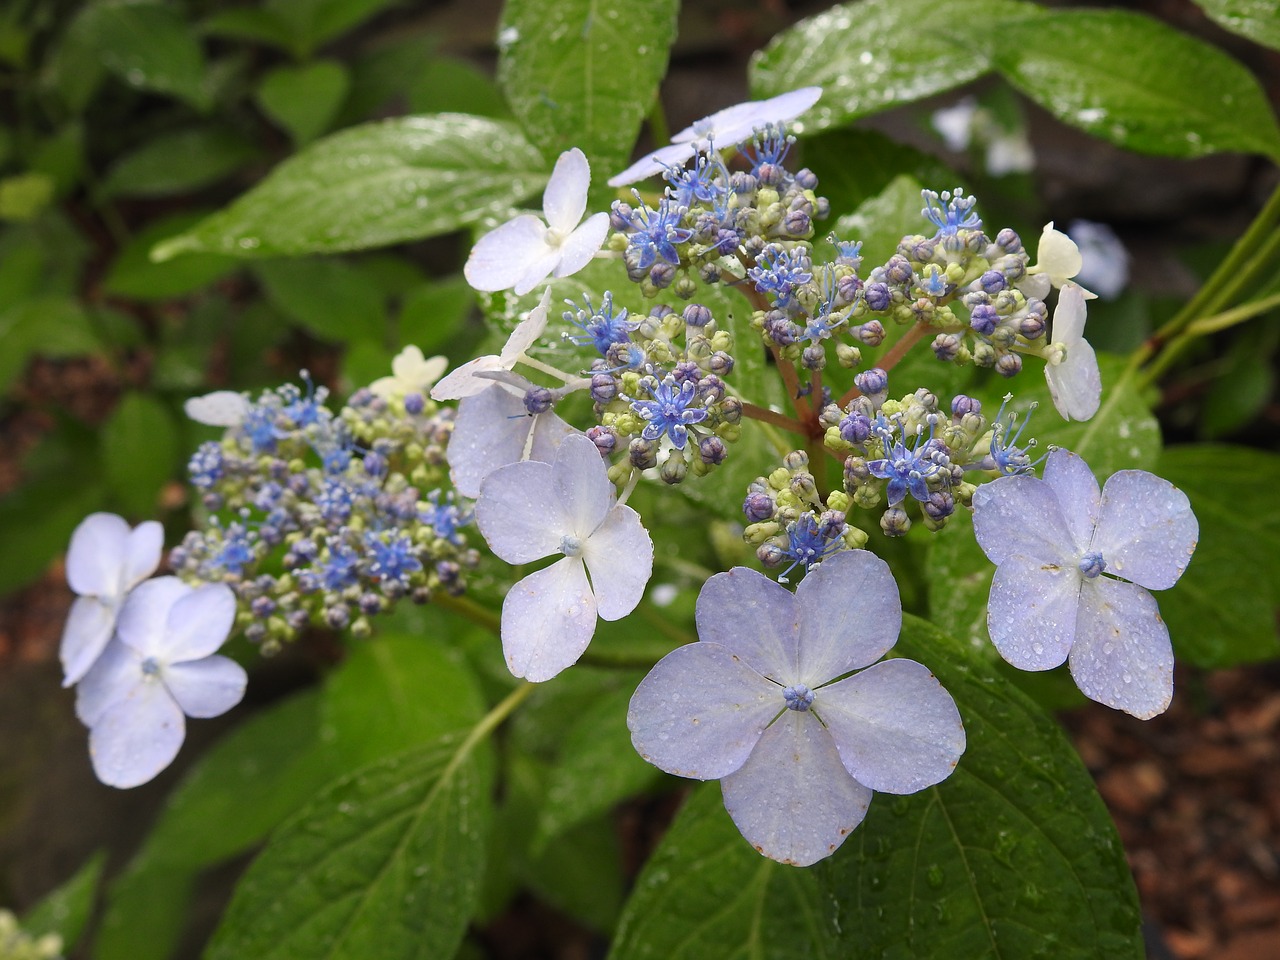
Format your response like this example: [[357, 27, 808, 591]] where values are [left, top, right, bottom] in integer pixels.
[[564, 292, 639, 356], [627, 196, 694, 269], [972, 448, 1199, 719], [921, 188, 981, 239], [627, 550, 965, 867], [74, 577, 245, 788], [748, 246, 813, 307], [866, 417, 950, 505], [630, 375, 709, 450]]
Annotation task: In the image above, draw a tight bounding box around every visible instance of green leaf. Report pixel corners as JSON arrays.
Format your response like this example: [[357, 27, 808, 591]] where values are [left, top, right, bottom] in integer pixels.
[[200, 7, 295, 52], [205, 734, 494, 960], [256, 60, 350, 146], [815, 615, 1143, 959], [252, 257, 386, 344], [100, 126, 258, 199], [0, 295, 100, 392], [1156, 444, 1280, 667], [749, 0, 1043, 132], [831, 172, 926, 269], [805, 128, 954, 222], [0, 172, 55, 221], [23, 852, 105, 951], [993, 9, 1280, 160], [105, 211, 240, 299], [1192, 0, 1280, 51], [608, 782, 840, 959], [497, 0, 678, 170], [100, 392, 179, 517], [264, 0, 405, 58], [407, 56, 509, 119], [70, 0, 211, 111], [533, 683, 660, 851], [153, 115, 546, 260], [397, 275, 475, 354]]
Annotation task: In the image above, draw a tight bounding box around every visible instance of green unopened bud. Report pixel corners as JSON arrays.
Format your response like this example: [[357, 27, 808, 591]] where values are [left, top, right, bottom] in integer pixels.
[[826, 489, 852, 514], [783, 450, 809, 471], [744, 520, 782, 543], [843, 525, 869, 549], [836, 343, 862, 368], [659, 451, 688, 485]]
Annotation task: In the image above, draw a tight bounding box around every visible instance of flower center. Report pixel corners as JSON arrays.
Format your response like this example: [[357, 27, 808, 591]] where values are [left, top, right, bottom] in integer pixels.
[[140, 656, 161, 678], [560, 534, 583, 558], [783, 684, 814, 711], [1078, 551, 1106, 579], [544, 226, 566, 249]]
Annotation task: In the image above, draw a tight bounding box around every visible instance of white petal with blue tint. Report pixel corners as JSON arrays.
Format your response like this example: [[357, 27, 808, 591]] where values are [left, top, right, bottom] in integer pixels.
[[115, 578, 190, 656], [463, 214, 548, 292], [582, 504, 652, 621], [475, 459, 565, 563], [627, 642, 778, 780], [165, 584, 238, 661], [819, 659, 965, 794], [1069, 578, 1173, 719], [693, 567, 799, 682], [60, 597, 118, 689], [183, 390, 250, 427], [88, 681, 186, 789], [986, 556, 1081, 670], [720, 711, 871, 867], [553, 435, 614, 538], [500, 558, 597, 682], [1045, 282, 1101, 422], [1042, 448, 1101, 553], [972, 475, 1077, 567], [75, 638, 140, 727], [542, 148, 590, 232], [795, 550, 901, 683], [1094, 470, 1198, 590], [66, 513, 130, 597], [165, 656, 248, 719]]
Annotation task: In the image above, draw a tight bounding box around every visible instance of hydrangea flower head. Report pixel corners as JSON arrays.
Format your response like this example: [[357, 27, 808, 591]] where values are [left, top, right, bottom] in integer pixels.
[[1045, 281, 1101, 421], [972, 449, 1198, 719], [61, 512, 164, 686], [608, 86, 822, 186], [432, 288, 553, 401], [369, 346, 447, 402], [75, 577, 246, 788], [464, 148, 609, 295], [628, 550, 964, 866], [475, 434, 652, 682]]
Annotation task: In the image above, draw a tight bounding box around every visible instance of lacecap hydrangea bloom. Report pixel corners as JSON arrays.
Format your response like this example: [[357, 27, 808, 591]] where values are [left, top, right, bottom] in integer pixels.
[[60, 512, 163, 686], [464, 148, 609, 295], [474, 434, 653, 681], [75, 577, 246, 788], [972, 449, 1198, 719], [628, 550, 964, 866]]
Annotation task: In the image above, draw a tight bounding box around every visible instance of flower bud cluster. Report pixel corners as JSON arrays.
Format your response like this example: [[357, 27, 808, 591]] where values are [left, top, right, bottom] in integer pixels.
[[0, 910, 62, 960], [170, 381, 479, 650], [608, 124, 829, 297], [741, 449, 869, 577]]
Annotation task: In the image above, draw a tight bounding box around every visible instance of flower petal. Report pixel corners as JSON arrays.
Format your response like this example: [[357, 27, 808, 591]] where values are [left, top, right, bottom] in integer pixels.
[[986, 555, 1081, 670], [542, 148, 590, 234], [76, 637, 141, 726], [1042, 448, 1101, 553], [819, 659, 965, 794], [1036, 221, 1083, 286], [694, 566, 800, 683], [124, 520, 164, 590], [553, 434, 614, 538], [448, 385, 564, 498], [628, 641, 779, 780], [582, 504, 652, 620], [66, 512, 130, 596], [183, 391, 250, 427], [972, 474, 1078, 567], [721, 711, 871, 867], [476, 458, 566, 563], [675, 86, 823, 144], [60, 597, 118, 687], [1046, 288, 1101, 422], [1069, 578, 1173, 719], [165, 655, 247, 718], [501, 558, 597, 682], [607, 141, 699, 187], [429, 354, 507, 401], [500, 287, 553, 363], [88, 682, 185, 789], [1094, 470, 1198, 591], [553, 212, 610, 280], [513, 245, 565, 297], [464, 214, 550, 292], [115, 577, 191, 657], [530, 407, 579, 465], [165, 583, 237, 662], [795, 550, 901, 684]]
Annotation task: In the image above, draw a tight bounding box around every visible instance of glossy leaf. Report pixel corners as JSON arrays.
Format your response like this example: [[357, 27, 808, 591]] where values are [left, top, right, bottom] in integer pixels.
[[993, 9, 1280, 160], [204, 735, 494, 960], [70, 0, 211, 111], [99, 126, 258, 198], [804, 128, 954, 223], [408, 57, 509, 119], [749, 0, 1043, 132], [264, 0, 404, 58], [1192, 0, 1280, 51], [256, 61, 350, 146], [152, 116, 547, 259], [497, 0, 678, 170], [608, 783, 841, 960], [252, 257, 386, 344], [816, 615, 1144, 959], [1156, 444, 1280, 667]]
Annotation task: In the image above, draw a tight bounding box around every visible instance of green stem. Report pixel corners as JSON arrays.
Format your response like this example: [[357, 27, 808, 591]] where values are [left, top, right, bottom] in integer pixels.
[[1136, 290, 1280, 389], [837, 321, 930, 408], [459, 683, 535, 755], [739, 400, 807, 434], [433, 592, 501, 634]]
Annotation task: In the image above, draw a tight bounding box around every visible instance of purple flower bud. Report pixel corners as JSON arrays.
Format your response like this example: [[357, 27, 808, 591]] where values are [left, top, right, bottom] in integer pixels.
[[683, 303, 713, 328], [840, 412, 872, 444], [854, 367, 888, 396], [980, 270, 1007, 295], [756, 542, 787, 567], [586, 424, 617, 456], [970, 304, 999, 336], [743, 490, 776, 522], [524, 386, 554, 415], [856, 319, 885, 346], [995, 228, 1023, 253], [699, 436, 727, 465], [1019, 312, 1046, 339], [884, 256, 914, 285], [784, 210, 811, 235], [707, 351, 734, 377], [795, 168, 819, 190], [590, 373, 618, 403], [649, 262, 676, 288], [697, 375, 725, 404], [995, 353, 1023, 377], [951, 394, 981, 418], [364, 451, 388, 477], [403, 392, 425, 415], [864, 281, 891, 312], [630, 437, 658, 470]]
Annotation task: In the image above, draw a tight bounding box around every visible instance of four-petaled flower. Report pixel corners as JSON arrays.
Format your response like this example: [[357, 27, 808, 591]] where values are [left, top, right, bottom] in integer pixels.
[[464, 148, 610, 295], [1019, 221, 1089, 300], [369, 345, 448, 402], [630, 375, 708, 450], [1044, 280, 1101, 421], [75, 577, 246, 788], [972, 449, 1198, 719], [627, 550, 964, 866], [432, 289, 554, 400], [475, 434, 653, 682], [609, 86, 822, 186], [61, 512, 164, 686]]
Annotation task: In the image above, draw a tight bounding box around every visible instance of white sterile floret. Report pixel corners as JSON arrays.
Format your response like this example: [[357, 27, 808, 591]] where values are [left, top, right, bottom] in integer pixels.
[[627, 551, 965, 866], [1045, 280, 1101, 422], [464, 148, 610, 295], [369, 345, 448, 401], [183, 390, 251, 427], [608, 86, 823, 186], [60, 512, 164, 687], [431, 288, 553, 401], [474, 434, 653, 682], [75, 577, 246, 788], [972, 449, 1198, 719], [1019, 221, 1089, 301]]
